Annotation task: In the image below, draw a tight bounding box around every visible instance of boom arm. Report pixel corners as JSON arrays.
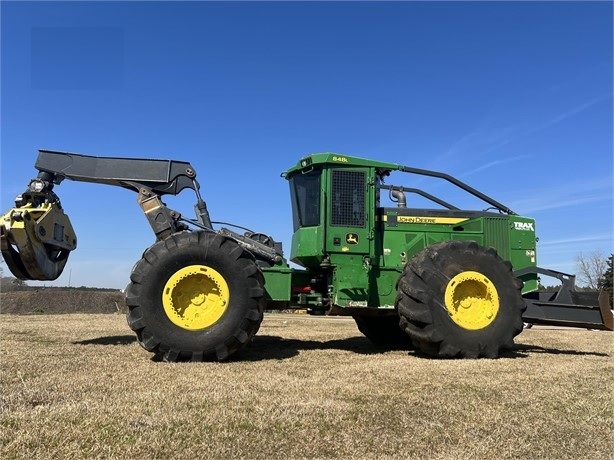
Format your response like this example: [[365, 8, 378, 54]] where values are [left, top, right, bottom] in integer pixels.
[[34, 149, 199, 196], [1, 150, 212, 280]]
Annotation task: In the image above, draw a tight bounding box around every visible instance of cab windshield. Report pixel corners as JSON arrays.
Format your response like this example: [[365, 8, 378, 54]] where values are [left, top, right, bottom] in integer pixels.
[[289, 170, 321, 231]]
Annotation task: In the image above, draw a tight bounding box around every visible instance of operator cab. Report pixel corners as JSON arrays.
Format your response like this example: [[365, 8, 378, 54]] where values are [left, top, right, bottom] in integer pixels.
[[285, 153, 394, 269]]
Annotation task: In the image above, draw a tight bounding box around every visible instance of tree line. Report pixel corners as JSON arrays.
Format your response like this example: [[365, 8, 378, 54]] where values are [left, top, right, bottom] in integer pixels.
[[0, 275, 119, 293]]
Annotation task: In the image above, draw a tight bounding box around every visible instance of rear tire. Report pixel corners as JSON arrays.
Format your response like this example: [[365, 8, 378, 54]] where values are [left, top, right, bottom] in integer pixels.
[[396, 240, 525, 358], [125, 231, 264, 362], [353, 315, 413, 349]]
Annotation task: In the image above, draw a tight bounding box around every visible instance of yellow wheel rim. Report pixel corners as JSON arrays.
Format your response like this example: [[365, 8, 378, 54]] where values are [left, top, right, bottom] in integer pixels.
[[162, 265, 229, 331], [444, 271, 499, 330]]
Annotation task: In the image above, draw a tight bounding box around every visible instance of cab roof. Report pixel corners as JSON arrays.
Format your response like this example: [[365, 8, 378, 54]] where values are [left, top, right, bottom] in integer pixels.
[[284, 152, 401, 177]]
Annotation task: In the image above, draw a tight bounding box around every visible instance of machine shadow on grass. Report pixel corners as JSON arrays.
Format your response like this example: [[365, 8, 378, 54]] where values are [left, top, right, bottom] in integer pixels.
[[507, 343, 610, 358], [72, 334, 397, 360], [225, 335, 612, 362], [240, 335, 390, 361], [70, 334, 610, 362], [73, 335, 137, 346]]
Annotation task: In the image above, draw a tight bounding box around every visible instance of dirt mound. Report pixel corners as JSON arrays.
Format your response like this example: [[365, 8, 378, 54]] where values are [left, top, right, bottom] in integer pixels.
[[0, 289, 127, 315]]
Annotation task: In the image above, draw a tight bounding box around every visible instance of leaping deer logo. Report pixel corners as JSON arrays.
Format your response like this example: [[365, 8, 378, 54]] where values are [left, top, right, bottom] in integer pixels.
[[346, 233, 359, 244]]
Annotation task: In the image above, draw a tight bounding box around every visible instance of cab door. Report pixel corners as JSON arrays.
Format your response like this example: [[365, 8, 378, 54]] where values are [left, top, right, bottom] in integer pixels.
[[326, 169, 370, 255]]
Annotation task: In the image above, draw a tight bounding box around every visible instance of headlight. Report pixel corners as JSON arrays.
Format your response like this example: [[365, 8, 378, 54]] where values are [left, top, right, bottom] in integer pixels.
[[28, 179, 46, 193]]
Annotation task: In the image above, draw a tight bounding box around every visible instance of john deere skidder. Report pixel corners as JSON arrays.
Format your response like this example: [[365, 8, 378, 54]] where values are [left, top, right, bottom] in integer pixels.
[[2, 150, 611, 361]]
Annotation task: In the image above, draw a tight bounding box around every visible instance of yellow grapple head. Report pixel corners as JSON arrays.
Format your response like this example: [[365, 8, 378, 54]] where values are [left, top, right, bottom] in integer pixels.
[[1, 184, 77, 281]]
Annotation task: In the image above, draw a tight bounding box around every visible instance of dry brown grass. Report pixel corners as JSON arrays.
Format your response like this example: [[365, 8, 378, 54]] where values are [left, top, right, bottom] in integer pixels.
[[1, 313, 612, 459]]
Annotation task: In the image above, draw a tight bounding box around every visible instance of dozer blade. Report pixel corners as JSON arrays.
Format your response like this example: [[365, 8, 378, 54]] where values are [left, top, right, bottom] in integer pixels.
[[1, 203, 77, 281], [520, 268, 613, 331], [523, 290, 613, 330]]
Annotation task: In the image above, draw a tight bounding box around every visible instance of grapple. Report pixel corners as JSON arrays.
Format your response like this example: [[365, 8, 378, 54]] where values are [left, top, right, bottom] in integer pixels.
[[1, 180, 77, 280]]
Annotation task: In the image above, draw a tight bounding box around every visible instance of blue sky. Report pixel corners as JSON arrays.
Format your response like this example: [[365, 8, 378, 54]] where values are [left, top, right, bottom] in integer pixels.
[[1, 1, 612, 289]]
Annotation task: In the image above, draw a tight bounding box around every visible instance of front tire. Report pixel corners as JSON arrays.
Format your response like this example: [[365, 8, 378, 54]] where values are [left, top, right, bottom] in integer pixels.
[[396, 240, 525, 358], [125, 231, 264, 362]]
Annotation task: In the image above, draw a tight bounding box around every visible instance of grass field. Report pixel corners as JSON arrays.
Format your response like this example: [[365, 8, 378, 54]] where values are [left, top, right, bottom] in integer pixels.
[[1, 313, 612, 459]]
